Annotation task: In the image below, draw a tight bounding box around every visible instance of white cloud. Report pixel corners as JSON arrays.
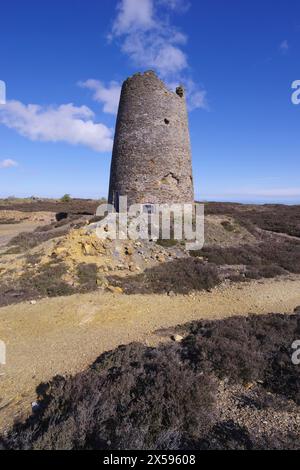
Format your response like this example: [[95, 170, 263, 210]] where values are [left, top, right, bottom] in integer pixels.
[[112, 0, 154, 35], [0, 100, 113, 152], [158, 0, 191, 12], [122, 32, 188, 75], [0, 159, 18, 169], [188, 89, 208, 111], [109, 0, 207, 110], [111, 0, 188, 77], [79, 80, 121, 115], [184, 78, 208, 111], [279, 39, 289, 54]]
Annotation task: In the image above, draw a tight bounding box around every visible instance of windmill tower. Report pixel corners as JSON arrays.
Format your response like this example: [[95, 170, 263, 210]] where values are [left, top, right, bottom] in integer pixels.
[[108, 71, 194, 210]]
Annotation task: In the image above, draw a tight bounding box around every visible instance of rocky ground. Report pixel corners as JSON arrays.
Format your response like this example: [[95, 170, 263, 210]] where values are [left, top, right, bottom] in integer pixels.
[[0, 199, 299, 449], [0, 200, 299, 305]]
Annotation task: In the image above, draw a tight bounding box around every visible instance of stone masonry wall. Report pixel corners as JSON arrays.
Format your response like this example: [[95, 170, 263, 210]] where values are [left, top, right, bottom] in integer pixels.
[[108, 71, 194, 208]]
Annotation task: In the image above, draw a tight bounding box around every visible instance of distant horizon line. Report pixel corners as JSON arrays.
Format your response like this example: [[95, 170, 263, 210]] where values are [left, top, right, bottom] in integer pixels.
[[0, 194, 299, 206]]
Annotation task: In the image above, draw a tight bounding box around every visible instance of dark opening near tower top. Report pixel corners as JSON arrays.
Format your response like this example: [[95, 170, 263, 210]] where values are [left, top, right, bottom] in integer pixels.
[[108, 71, 194, 210]]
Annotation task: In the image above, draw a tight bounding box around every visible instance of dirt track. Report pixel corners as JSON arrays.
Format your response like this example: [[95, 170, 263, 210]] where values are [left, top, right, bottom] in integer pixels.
[[0, 212, 55, 247], [1, 275, 300, 432]]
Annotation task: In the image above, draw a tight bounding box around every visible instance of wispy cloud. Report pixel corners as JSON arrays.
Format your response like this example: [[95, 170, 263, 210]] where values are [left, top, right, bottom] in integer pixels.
[[279, 39, 289, 54], [158, 0, 191, 12], [79, 80, 121, 115], [111, 0, 155, 36], [184, 78, 208, 111], [0, 159, 18, 169], [0, 100, 113, 152], [109, 0, 207, 110], [110, 0, 188, 76]]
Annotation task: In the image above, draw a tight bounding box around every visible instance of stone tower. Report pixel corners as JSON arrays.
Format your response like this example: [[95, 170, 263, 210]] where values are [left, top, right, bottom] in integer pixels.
[[108, 71, 194, 209]]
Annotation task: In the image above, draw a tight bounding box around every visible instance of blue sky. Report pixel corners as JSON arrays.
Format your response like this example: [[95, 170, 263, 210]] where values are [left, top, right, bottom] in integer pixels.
[[0, 0, 299, 203]]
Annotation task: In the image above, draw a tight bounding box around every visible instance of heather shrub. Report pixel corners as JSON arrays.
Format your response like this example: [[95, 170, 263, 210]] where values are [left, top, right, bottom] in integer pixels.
[[1, 343, 216, 450], [182, 313, 300, 395], [0, 259, 80, 307], [19, 262, 74, 299], [205, 202, 300, 238], [264, 345, 300, 404], [36, 213, 88, 233], [0, 218, 23, 225], [77, 263, 98, 291], [182, 316, 266, 384], [190, 238, 300, 278], [195, 421, 300, 450], [8, 227, 69, 251], [1, 313, 300, 450], [109, 258, 220, 294], [0, 262, 75, 307]]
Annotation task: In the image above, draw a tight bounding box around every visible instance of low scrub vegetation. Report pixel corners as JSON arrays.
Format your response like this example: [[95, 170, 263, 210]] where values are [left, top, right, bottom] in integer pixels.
[[1, 312, 300, 450], [19, 262, 74, 299], [190, 237, 300, 280], [0, 261, 103, 307], [183, 313, 300, 398], [8, 228, 70, 252], [0, 262, 74, 307], [77, 263, 98, 291], [0, 218, 24, 225], [0, 198, 101, 214], [108, 258, 220, 294], [205, 202, 300, 238], [60, 194, 72, 203], [1, 202, 299, 304], [0, 343, 215, 450]]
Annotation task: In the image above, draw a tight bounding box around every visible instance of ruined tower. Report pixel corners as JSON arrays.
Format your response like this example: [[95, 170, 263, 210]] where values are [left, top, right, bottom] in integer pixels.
[[108, 71, 194, 209]]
